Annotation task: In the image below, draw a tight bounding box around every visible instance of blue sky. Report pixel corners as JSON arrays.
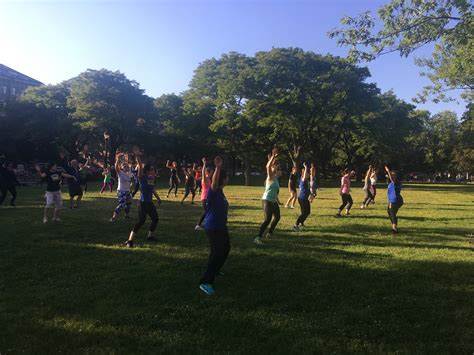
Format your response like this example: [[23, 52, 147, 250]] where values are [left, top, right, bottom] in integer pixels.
[[0, 0, 466, 116]]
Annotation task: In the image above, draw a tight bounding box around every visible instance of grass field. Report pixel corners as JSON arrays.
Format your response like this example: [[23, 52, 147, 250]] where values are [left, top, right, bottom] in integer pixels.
[[1, 182, 473, 353]]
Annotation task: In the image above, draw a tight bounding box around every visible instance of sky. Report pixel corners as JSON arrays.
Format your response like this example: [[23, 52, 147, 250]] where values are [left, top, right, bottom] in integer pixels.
[[0, 0, 467, 117]]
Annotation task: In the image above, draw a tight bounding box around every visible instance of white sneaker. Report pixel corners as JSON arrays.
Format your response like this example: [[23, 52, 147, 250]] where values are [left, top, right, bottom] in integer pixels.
[[292, 225, 299, 232], [298, 224, 304, 230], [290, 206, 295, 209], [195, 224, 204, 231], [53, 217, 61, 222], [360, 205, 365, 209], [254, 237, 264, 245]]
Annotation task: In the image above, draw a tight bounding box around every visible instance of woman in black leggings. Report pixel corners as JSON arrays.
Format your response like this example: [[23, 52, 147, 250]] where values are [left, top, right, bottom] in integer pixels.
[[125, 150, 162, 248], [166, 160, 180, 198]]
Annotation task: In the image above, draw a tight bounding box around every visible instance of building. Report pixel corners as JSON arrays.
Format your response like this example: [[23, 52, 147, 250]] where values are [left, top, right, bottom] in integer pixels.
[[0, 64, 43, 113]]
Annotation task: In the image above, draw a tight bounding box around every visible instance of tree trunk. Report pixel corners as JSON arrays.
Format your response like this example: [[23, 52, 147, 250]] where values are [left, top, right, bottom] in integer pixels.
[[244, 156, 251, 186]]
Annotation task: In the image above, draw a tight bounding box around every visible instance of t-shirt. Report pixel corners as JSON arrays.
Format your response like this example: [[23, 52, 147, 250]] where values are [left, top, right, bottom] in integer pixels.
[[204, 187, 228, 231], [117, 171, 133, 192], [388, 181, 403, 204], [201, 177, 211, 201], [46, 171, 61, 192], [139, 175, 156, 202], [262, 178, 279, 203], [64, 166, 81, 187], [340, 176, 350, 194], [103, 173, 112, 183], [298, 179, 310, 199], [194, 170, 202, 180]]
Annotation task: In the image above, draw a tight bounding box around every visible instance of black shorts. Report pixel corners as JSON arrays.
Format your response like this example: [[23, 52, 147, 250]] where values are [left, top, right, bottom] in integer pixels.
[[68, 184, 83, 197], [289, 184, 297, 193]]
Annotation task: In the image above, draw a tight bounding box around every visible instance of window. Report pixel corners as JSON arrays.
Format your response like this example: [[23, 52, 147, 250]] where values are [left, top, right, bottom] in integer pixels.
[[2, 86, 6, 94], [11, 87, 16, 95]]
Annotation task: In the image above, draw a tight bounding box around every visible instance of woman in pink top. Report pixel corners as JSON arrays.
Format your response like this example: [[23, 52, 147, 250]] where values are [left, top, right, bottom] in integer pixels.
[[336, 168, 355, 217], [195, 157, 214, 231]]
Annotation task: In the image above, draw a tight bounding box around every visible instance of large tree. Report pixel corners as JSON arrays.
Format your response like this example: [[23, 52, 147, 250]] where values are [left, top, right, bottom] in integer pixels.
[[328, 0, 473, 103]]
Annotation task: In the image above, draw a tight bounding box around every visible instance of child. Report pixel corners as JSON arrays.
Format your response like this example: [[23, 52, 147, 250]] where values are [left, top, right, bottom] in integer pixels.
[[100, 168, 114, 193]]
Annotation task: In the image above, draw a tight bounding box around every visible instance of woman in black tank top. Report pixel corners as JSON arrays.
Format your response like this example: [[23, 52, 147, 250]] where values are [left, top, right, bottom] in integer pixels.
[[166, 160, 180, 197]]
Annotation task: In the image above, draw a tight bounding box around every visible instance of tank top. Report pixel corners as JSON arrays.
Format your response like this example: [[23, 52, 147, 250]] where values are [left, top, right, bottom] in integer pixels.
[[262, 178, 280, 203]]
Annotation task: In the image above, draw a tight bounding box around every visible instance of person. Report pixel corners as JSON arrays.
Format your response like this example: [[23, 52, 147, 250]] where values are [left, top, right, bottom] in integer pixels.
[[35, 163, 77, 223], [124, 150, 161, 248], [360, 165, 374, 209], [181, 165, 196, 204], [78, 158, 91, 195], [100, 168, 114, 193], [385, 165, 404, 234], [59, 153, 84, 209], [255, 150, 281, 244], [336, 169, 355, 217], [370, 168, 377, 204], [166, 160, 180, 198], [292, 162, 311, 232], [309, 163, 317, 203], [0, 162, 20, 206], [199, 156, 230, 296], [195, 158, 213, 231], [285, 166, 298, 209], [194, 163, 203, 194], [110, 153, 134, 221], [131, 162, 140, 198]]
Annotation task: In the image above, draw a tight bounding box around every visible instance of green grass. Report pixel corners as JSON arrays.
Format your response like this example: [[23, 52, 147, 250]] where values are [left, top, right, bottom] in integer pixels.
[[1, 182, 473, 353]]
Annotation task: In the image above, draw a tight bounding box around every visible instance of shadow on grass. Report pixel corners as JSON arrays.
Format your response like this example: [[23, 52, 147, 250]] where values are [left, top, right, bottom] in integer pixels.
[[2, 235, 473, 353]]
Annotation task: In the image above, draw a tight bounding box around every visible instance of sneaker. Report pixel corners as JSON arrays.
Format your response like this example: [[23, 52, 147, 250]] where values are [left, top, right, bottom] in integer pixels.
[[360, 205, 365, 209], [335, 213, 341, 218], [124, 240, 134, 248], [195, 224, 204, 231], [43, 217, 48, 224], [290, 206, 295, 209], [52, 218, 61, 222], [284, 204, 289, 208], [391, 229, 398, 235], [199, 283, 215, 296], [110, 217, 116, 222], [345, 211, 350, 216], [254, 237, 264, 245], [298, 224, 304, 230], [292, 225, 299, 232], [147, 236, 157, 242], [265, 232, 272, 239]]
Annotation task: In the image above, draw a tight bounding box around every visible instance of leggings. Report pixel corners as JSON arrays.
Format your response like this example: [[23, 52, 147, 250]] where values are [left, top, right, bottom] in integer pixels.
[[258, 200, 281, 237], [133, 201, 159, 233], [363, 189, 373, 206], [183, 185, 196, 200], [0, 186, 17, 205], [131, 180, 140, 198], [114, 191, 132, 215], [198, 199, 207, 226], [200, 228, 230, 285], [388, 200, 403, 225], [100, 182, 113, 193], [296, 197, 311, 226], [168, 176, 179, 196], [339, 193, 353, 212]]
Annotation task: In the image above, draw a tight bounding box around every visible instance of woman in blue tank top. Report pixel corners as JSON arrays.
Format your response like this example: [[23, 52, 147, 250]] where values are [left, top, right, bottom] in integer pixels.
[[293, 162, 311, 232], [255, 149, 282, 245], [199, 156, 230, 296], [384, 165, 403, 235]]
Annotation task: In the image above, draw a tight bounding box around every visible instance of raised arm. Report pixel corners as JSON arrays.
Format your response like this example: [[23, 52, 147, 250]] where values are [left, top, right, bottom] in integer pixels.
[[166, 160, 173, 169], [302, 162, 309, 181], [211, 156, 223, 192], [136, 155, 143, 178], [115, 153, 122, 173], [266, 152, 278, 179], [201, 157, 207, 178], [384, 165, 395, 183]]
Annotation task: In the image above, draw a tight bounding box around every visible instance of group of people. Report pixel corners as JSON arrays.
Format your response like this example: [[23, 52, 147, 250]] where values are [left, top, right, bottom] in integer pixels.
[[3, 149, 404, 296]]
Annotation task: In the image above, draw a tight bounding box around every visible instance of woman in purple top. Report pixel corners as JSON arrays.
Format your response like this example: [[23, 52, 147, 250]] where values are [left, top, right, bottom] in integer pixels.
[[336, 168, 355, 217]]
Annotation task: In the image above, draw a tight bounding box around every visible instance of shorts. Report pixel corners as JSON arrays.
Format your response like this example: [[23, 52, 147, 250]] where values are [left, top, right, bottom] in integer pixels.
[[68, 184, 83, 197], [45, 191, 63, 209]]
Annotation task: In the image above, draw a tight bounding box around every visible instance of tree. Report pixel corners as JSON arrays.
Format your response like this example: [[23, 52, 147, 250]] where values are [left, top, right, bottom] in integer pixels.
[[328, 0, 474, 103], [67, 69, 154, 165], [453, 104, 473, 173]]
